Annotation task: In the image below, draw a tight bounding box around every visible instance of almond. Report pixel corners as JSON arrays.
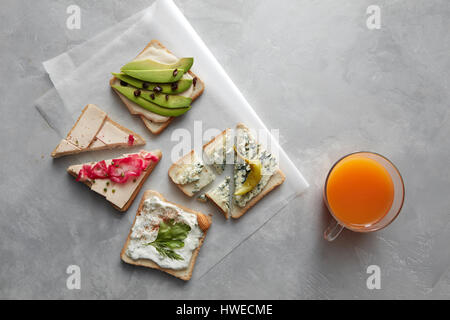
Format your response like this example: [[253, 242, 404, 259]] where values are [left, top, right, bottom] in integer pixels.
[[197, 213, 211, 232]]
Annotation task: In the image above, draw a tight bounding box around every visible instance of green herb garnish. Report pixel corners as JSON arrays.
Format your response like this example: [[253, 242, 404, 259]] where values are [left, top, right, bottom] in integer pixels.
[[145, 220, 191, 261]]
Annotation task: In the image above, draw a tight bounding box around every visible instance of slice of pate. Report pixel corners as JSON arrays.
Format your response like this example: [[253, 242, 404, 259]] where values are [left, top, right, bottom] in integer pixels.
[[51, 104, 145, 158]]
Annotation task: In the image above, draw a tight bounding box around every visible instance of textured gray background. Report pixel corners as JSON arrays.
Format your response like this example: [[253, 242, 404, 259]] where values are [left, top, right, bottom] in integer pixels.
[[1, 0, 450, 299]]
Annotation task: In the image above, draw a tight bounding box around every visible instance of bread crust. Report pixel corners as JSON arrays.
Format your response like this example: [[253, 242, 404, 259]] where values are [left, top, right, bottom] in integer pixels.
[[51, 104, 146, 158], [205, 192, 229, 219], [67, 150, 162, 212], [167, 150, 198, 197], [120, 190, 211, 281], [231, 170, 285, 219], [110, 40, 205, 135], [140, 115, 175, 135]]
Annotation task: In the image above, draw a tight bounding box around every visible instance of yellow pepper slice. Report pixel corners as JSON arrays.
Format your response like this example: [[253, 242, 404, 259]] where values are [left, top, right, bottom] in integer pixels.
[[234, 151, 262, 196]]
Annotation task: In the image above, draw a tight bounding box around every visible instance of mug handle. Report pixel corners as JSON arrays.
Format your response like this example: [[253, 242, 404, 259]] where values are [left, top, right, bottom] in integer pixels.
[[324, 218, 344, 241]]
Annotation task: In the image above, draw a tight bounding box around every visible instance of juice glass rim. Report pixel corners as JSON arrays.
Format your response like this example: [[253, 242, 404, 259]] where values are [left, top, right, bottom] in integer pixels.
[[323, 151, 405, 233]]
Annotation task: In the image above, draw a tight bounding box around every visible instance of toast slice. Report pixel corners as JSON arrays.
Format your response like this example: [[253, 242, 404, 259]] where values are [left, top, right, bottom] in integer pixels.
[[230, 123, 286, 219], [51, 104, 145, 158], [168, 150, 215, 197], [230, 171, 286, 219], [205, 176, 231, 219], [110, 40, 205, 135], [120, 190, 211, 281], [67, 150, 162, 212], [203, 128, 233, 174]]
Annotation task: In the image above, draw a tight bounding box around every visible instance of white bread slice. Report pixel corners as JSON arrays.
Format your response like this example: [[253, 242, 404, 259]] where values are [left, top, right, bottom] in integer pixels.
[[230, 171, 285, 219], [67, 150, 162, 212], [120, 190, 211, 281], [110, 40, 205, 135], [205, 177, 231, 219], [51, 104, 145, 158], [230, 123, 286, 219], [168, 150, 215, 197]]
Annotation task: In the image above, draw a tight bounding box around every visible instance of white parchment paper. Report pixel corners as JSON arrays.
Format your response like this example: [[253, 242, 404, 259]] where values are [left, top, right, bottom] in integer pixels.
[[36, 0, 308, 279]]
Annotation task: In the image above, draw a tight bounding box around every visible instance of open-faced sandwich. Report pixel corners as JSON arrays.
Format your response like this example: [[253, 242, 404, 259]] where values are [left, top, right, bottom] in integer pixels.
[[169, 124, 285, 219], [51, 104, 145, 158], [168, 150, 215, 197], [121, 190, 211, 281], [110, 40, 205, 135], [67, 150, 161, 212], [230, 123, 285, 219]]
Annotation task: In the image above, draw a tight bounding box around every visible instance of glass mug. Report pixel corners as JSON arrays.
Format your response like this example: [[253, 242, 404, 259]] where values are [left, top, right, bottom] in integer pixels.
[[323, 152, 405, 241]]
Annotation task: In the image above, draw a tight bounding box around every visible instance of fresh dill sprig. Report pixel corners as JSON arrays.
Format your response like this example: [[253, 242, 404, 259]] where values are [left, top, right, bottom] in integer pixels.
[[145, 220, 191, 261]]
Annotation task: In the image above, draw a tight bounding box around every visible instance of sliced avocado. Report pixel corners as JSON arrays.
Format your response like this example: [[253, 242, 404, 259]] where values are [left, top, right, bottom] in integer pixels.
[[121, 58, 193, 73], [140, 91, 192, 108], [122, 69, 184, 83], [111, 85, 190, 117], [112, 73, 192, 94]]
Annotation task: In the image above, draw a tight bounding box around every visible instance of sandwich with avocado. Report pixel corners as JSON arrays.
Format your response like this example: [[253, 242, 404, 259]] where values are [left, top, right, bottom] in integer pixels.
[[110, 40, 204, 135]]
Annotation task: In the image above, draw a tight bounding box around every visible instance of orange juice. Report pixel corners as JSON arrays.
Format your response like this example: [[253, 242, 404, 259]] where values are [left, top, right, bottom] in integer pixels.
[[326, 156, 394, 227]]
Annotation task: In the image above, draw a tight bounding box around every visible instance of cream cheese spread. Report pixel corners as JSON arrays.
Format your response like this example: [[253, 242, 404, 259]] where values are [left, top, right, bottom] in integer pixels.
[[126, 196, 203, 270], [134, 44, 194, 99]]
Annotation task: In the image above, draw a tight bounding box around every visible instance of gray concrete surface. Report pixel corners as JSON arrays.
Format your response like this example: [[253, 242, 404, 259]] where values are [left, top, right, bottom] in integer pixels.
[[1, 0, 450, 299]]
